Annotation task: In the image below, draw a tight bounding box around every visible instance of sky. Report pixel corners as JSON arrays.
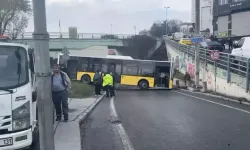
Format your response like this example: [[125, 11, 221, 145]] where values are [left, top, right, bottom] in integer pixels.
[[26, 0, 192, 34]]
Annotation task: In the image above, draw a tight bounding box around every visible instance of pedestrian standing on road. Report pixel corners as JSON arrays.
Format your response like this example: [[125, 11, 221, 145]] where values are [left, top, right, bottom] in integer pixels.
[[213, 36, 218, 42], [210, 35, 214, 41], [93, 70, 102, 96], [110, 72, 115, 97], [228, 38, 233, 52], [184, 71, 191, 88], [102, 72, 113, 98], [51, 64, 71, 122], [221, 38, 225, 50]]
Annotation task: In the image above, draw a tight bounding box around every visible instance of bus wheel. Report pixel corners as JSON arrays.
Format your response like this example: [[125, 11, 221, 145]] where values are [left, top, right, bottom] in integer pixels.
[[138, 80, 149, 90], [81, 75, 91, 84]]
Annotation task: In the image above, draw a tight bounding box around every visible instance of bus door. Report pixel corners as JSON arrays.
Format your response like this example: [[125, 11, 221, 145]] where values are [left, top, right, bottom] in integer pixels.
[[107, 62, 122, 84], [67, 59, 78, 80], [154, 62, 170, 88]]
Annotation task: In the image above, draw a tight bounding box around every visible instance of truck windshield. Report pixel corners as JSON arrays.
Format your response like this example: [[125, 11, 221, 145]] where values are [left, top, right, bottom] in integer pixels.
[[0, 46, 28, 89]]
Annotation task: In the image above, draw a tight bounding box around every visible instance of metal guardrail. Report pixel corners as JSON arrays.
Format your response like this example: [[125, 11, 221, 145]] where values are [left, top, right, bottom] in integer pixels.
[[167, 39, 250, 92], [10, 32, 134, 40]]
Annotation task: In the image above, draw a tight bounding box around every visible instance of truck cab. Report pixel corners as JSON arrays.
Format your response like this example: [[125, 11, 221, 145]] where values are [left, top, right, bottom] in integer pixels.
[[0, 41, 38, 149]]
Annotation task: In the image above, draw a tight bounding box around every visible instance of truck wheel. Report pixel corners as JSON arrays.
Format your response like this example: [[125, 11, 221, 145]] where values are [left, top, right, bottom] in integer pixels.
[[138, 80, 149, 90], [81, 75, 91, 84]]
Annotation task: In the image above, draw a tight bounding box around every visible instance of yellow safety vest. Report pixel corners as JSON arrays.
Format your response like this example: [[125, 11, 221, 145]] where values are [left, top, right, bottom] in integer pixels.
[[102, 74, 113, 87]]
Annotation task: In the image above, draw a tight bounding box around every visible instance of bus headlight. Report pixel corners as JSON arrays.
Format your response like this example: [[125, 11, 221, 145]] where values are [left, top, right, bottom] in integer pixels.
[[12, 101, 30, 131]]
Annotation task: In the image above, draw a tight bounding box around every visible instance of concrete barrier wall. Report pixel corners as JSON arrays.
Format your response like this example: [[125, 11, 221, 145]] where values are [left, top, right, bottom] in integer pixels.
[[166, 42, 250, 100]]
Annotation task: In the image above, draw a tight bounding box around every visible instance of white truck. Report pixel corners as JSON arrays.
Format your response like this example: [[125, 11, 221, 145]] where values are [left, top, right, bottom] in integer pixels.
[[0, 41, 39, 149], [173, 32, 185, 41]]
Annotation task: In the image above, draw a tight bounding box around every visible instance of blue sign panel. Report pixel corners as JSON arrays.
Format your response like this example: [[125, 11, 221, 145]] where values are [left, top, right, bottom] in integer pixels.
[[191, 37, 204, 43]]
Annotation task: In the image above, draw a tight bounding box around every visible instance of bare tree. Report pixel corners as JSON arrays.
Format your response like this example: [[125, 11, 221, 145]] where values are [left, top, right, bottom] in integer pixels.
[[0, 0, 31, 38], [149, 19, 182, 37], [7, 15, 28, 39]]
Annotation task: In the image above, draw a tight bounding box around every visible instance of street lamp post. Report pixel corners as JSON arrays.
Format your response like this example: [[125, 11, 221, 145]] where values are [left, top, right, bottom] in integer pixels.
[[134, 26, 137, 35], [164, 7, 170, 36], [110, 24, 113, 35]]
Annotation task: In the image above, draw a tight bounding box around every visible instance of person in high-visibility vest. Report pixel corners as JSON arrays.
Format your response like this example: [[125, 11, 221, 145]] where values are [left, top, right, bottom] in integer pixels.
[[102, 72, 113, 98]]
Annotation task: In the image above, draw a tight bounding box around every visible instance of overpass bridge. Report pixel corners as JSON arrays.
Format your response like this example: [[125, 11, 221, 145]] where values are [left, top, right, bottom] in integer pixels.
[[10, 32, 166, 60], [11, 32, 129, 58]]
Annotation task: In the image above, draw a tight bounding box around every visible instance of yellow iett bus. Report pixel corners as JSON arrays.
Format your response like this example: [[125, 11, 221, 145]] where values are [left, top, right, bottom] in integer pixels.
[[58, 54, 173, 90]]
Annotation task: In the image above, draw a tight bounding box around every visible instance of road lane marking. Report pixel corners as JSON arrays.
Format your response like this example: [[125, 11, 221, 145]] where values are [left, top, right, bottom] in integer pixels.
[[174, 91, 250, 114], [110, 97, 135, 150]]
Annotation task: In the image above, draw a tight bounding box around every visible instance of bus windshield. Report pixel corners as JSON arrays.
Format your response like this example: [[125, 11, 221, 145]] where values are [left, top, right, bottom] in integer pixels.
[[0, 46, 28, 89]]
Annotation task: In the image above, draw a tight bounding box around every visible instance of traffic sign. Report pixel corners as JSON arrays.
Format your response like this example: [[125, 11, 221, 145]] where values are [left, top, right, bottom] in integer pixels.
[[210, 50, 220, 60], [191, 37, 204, 43], [61, 46, 70, 62]]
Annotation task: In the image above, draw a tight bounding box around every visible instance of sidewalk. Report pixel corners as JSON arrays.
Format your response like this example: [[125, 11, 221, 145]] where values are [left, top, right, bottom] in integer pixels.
[[54, 95, 104, 150]]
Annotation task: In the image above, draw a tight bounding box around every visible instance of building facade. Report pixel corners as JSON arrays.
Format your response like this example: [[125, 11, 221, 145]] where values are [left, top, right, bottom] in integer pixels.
[[191, 0, 213, 33], [213, 0, 250, 39], [180, 23, 194, 35]]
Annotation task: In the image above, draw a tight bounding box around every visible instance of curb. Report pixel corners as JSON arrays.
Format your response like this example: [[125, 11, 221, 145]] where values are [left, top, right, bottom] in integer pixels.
[[78, 94, 105, 124], [177, 88, 250, 106]]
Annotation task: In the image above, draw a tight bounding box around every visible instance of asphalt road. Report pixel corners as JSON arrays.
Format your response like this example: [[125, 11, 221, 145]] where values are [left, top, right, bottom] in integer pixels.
[[81, 97, 124, 150], [81, 90, 250, 150]]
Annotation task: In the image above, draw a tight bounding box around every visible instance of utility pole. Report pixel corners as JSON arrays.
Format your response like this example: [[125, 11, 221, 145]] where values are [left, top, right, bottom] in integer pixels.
[[164, 7, 170, 35], [195, 0, 200, 88], [32, 0, 55, 150]]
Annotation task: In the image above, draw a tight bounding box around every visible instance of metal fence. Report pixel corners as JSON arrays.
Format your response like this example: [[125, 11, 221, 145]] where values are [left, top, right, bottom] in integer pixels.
[[10, 32, 134, 40], [167, 39, 250, 92]]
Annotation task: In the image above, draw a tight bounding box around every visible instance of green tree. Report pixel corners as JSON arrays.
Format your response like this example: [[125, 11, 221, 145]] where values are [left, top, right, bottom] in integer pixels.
[[0, 0, 31, 39], [149, 19, 182, 37]]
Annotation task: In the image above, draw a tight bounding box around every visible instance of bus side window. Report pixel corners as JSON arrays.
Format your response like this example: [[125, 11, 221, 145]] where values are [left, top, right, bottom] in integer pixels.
[[122, 60, 138, 76], [79, 57, 88, 71], [138, 62, 154, 77]]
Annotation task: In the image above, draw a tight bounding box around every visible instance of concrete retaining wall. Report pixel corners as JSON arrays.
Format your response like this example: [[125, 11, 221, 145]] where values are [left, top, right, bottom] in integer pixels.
[[166, 42, 250, 100]]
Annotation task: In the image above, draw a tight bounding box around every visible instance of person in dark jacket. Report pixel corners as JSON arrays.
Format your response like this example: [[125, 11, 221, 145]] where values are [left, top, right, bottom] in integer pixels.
[[213, 36, 218, 42], [228, 38, 233, 51], [93, 70, 102, 96], [184, 71, 191, 88], [51, 64, 71, 122], [110, 72, 115, 97], [221, 38, 225, 50], [102, 72, 113, 98]]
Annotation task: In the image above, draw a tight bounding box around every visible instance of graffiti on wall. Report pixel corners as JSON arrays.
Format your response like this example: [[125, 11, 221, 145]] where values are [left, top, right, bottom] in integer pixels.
[[207, 73, 213, 85], [187, 63, 195, 78], [174, 56, 179, 69], [179, 58, 186, 71]]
